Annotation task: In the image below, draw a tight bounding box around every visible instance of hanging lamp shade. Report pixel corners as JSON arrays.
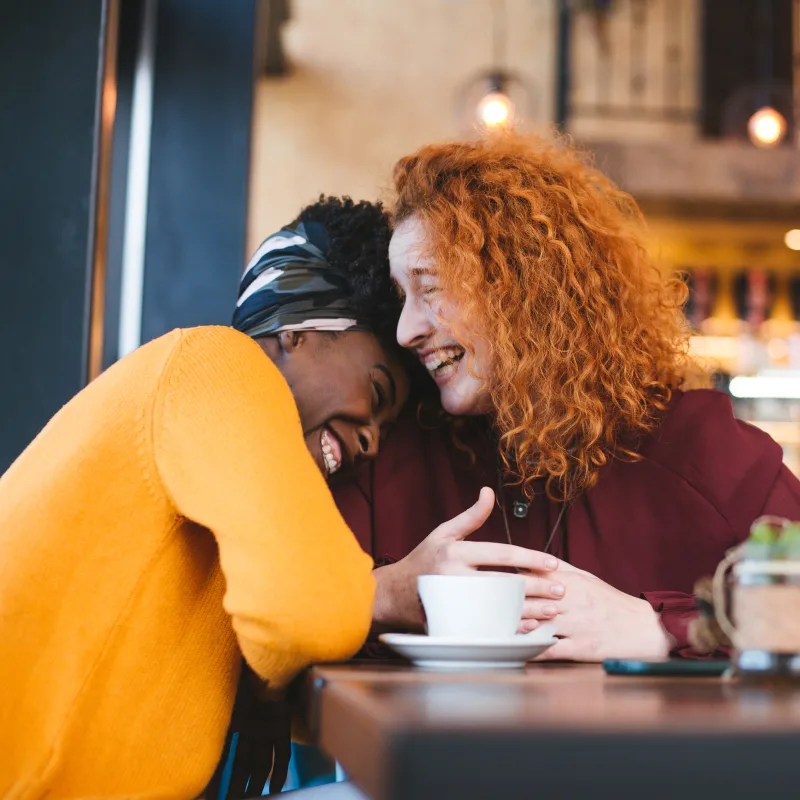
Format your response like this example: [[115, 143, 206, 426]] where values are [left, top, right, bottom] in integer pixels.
[[456, 69, 535, 133], [454, 0, 536, 134]]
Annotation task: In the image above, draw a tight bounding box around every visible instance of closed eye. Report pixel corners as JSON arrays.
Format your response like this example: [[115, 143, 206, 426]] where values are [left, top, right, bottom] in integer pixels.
[[373, 364, 397, 408], [372, 380, 386, 413]]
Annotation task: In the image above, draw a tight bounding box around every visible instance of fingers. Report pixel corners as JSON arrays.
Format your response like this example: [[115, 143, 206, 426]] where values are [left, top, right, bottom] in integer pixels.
[[521, 598, 560, 621], [519, 616, 560, 634], [442, 540, 559, 573], [521, 573, 565, 601], [517, 617, 542, 633], [431, 487, 495, 542]]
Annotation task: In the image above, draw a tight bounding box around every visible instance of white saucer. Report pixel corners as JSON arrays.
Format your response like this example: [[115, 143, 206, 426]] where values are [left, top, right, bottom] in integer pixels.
[[379, 625, 557, 670]]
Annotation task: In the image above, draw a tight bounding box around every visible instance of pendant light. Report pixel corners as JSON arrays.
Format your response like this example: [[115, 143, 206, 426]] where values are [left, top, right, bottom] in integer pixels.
[[456, 0, 535, 133]]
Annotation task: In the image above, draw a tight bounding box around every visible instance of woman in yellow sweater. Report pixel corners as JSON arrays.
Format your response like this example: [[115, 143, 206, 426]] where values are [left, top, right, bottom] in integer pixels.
[[0, 197, 408, 799]]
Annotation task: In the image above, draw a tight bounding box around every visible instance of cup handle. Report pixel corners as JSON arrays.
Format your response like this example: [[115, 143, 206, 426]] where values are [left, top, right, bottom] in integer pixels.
[[711, 545, 743, 644]]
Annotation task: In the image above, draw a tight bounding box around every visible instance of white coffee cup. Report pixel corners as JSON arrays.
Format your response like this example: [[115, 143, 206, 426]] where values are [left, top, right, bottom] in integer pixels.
[[417, 574, 526, 640]]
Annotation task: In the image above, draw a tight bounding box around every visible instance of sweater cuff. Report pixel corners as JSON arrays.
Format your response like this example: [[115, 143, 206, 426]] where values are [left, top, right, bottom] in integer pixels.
[[642, 590, 729, 660]]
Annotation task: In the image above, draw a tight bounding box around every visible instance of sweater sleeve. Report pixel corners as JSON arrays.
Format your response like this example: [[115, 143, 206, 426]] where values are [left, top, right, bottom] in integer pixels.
[[151, 328, 375, 688], [640, 591, 718, 659], [643, 465, 800, 659]]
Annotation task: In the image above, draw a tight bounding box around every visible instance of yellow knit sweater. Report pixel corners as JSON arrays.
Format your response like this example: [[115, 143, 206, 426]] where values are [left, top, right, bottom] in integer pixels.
[[0, 326, 375, 799]]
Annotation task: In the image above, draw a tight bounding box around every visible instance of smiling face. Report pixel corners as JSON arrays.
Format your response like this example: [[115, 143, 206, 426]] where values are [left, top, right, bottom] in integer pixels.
[[260, 330, 409, 481], [389, 216, 492, 416]]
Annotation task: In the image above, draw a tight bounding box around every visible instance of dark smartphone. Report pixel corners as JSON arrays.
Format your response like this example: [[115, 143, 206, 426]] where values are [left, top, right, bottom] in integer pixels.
[[603, 659, 730, 677]]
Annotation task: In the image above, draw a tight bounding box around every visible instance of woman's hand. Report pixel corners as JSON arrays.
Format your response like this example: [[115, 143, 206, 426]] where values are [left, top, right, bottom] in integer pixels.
[[372, 487, 563, 630], [372, 491, 670, 660], [522, 561, 673, 661]]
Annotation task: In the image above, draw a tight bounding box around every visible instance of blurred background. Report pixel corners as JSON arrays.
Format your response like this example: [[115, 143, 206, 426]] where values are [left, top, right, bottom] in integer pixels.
[[4, 0, 800, 477]]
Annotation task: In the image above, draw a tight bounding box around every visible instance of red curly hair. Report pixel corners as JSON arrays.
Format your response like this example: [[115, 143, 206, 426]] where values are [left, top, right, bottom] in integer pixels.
[[392, 133, 691, 502]]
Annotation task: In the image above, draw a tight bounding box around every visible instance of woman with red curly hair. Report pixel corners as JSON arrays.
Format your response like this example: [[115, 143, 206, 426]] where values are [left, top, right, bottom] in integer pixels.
[[333, 133, 800, 661]]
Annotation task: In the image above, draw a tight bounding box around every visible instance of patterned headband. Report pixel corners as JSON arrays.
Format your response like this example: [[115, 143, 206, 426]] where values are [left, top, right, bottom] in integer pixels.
[[232, 219, 367, 339]]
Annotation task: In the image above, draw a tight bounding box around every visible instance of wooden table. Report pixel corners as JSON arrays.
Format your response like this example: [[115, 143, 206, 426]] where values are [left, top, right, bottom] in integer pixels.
[[305, 661, 800, 800]]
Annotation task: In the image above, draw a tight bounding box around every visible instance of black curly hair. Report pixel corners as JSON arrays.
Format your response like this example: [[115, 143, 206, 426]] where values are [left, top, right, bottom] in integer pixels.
[[294, 195, 399, 349], [294, 195, 430, 403]]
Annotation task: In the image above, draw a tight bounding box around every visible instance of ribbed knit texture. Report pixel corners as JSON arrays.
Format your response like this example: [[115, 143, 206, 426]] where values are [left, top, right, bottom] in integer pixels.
[[0, 326, 374, 799]]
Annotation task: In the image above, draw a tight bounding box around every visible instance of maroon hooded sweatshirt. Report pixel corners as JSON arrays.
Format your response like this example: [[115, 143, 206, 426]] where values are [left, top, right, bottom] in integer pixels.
[[333, 389, 800, 657]]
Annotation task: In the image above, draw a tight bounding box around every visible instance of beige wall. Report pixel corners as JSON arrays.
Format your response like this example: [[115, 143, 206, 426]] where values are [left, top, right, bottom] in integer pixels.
[[247, 0, 557, 253], [246, 0, 796, 251]]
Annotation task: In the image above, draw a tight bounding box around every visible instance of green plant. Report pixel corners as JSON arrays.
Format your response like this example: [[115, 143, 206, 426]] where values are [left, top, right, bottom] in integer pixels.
[[747, 516, 800, 559]]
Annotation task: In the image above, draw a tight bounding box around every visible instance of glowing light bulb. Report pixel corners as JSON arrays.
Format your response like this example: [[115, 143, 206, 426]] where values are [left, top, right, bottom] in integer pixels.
[[477, 91, 514, 128], [747, 106, 786, 148], [785, 229, 800, 251]]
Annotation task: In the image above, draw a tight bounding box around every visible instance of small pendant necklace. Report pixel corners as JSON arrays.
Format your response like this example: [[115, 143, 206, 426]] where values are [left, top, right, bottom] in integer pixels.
[[495, 465, 569, 555]]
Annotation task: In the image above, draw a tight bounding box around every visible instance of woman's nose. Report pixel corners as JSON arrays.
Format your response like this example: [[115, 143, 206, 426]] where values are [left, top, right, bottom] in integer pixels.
[[396, 296, 432, 349], [356, 421, 380, 461]]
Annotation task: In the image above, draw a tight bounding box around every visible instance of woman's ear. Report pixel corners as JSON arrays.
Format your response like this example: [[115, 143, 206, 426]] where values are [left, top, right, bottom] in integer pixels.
[[277, 330, 304, 354]]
